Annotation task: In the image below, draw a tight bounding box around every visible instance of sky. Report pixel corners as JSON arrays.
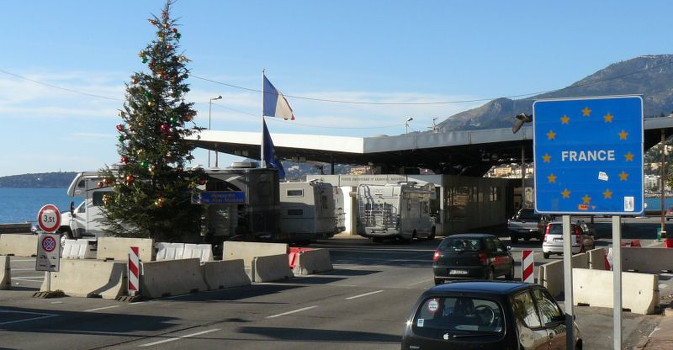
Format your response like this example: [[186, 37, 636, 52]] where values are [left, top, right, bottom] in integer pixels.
[[1, 0, 672, 177]]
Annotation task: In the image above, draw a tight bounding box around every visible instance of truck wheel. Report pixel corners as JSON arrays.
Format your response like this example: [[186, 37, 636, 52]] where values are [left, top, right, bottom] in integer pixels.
[[427, 227, 436, 240], [543, 252, 550, 259], [434, 278, 443, 285], [59, 227, 74, 239]]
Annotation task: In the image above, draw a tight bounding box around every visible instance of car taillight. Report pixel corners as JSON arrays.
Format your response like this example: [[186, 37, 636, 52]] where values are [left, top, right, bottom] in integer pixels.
[[543, 224, 550, 242], [433, 250, 440, 262], [478, 251, 487, 264]]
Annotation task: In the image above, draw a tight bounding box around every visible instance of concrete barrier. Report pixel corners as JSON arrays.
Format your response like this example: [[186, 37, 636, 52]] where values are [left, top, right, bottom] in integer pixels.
[[222, 241, 288, 268], [0, 255, 10, 290], [40, 259, 127, 299], [0, 234, 37, 257], [184, 244, 213, 263], [537, 252, 588, 298], [97, 237, 154, 262], [573, 268, 659, 315], [155, 242, 185, 261], [293, 248, 333, 275], [587, 248, 607, 270], [62, 239, 96, 259], [622, 247, 673, 273], [140, 258, 207, 299], [202, 259, 251, 290], [252, 254, 293, 282]]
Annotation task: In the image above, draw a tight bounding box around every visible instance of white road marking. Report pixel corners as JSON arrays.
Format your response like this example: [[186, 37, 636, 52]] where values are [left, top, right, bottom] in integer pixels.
[[139, 328, 221, 347], [266, 305, 318, 319], [346, 290, 384, 300], [408, 279, 431, 286], [0, 309, 58, 325], [85, 305, 120, 312]]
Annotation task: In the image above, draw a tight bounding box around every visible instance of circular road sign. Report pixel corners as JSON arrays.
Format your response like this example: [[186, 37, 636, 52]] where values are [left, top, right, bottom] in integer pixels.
[[41, 235, 57, 252], [37, 204, 61, 233]]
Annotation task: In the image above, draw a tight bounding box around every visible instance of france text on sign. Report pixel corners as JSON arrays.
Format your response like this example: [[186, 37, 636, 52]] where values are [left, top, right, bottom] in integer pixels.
[[195, 191, 246, 205], [533, 96, 644, 215]]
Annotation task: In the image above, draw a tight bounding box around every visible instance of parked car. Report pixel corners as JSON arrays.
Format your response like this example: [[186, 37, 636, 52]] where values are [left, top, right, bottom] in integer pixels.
[[666, 205, 673, 221], [401, 281, 583, 350], [507, 208, 553, 243], [432, 234, 514, 285], [542, 221, 595, 259]]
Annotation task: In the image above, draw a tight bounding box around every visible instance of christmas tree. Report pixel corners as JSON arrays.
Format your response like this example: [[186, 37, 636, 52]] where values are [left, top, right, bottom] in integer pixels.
[[101, 0, 205, 241]]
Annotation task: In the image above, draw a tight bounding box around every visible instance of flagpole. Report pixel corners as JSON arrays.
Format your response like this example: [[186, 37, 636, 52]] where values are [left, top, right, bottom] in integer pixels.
[[261, 70, 266, 168]]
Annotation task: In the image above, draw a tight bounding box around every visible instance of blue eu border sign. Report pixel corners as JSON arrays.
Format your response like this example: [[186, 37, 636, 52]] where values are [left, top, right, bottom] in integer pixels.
[[533, 95, 644, 215]]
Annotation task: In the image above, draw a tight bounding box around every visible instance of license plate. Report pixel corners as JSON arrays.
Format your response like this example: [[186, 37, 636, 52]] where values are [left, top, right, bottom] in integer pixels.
[[449, 269, 468, 275], [554, 238, 563, 242]]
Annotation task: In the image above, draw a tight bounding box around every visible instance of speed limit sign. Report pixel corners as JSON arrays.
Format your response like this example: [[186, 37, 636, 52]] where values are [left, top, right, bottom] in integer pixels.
[[37, 204, 61, 233]]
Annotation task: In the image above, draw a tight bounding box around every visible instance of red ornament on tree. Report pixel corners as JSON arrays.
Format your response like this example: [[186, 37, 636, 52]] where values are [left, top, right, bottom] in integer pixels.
[[116, 124, 124, 132], [126, 174, 135, 184], [160, 123, 171, 135], [121, 156, 129, 164]]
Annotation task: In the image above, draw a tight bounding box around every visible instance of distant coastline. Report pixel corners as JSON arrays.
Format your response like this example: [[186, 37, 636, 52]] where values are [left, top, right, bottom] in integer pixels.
[[0, 172, 77, 188]]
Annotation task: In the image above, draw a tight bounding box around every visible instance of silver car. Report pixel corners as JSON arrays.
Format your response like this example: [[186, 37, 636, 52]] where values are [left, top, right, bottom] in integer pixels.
[[542, 221, 595, 259]]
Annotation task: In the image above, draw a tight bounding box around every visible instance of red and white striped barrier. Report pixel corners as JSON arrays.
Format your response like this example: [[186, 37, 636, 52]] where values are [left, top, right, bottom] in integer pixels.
[[128, 246, 140, 296], [522, 250, 534, 283]]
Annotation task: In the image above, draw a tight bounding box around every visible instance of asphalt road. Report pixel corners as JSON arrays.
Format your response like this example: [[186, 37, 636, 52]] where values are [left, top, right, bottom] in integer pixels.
[[2, 217, 671, 349]]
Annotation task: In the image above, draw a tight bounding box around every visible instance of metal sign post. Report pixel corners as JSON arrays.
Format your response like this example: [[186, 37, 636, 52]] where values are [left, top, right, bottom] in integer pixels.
[[533, 96, 644, 350], [612, 216, 622, 349]]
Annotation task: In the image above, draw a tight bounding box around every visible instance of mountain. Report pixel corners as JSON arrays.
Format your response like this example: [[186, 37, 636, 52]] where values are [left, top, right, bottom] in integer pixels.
[[0, 172, 77, 188], [438, 55, 673, 131]]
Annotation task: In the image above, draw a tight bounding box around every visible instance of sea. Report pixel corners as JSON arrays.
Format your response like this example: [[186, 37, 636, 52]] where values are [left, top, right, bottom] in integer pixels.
[[0, 188, 76, 224], [2, 188, 673, 224]]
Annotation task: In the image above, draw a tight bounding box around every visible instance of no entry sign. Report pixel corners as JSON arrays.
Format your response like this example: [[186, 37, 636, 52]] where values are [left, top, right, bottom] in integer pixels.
[[37, 204, 61, 233]]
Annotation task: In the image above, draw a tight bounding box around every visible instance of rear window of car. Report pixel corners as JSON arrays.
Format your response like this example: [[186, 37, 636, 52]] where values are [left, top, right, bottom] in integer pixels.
[[412, 296, 504, 336], [518, 209, 539, 220], [547, 224, 578, 235], [440, 238, 482, 251]]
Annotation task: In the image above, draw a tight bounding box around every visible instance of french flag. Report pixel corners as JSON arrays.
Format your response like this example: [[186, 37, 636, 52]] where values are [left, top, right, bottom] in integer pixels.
[[263, 75, 295, 120]]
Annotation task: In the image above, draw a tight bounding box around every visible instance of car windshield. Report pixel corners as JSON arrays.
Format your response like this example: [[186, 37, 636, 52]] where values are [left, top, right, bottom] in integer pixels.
[[441, 238, 481, 251], [517, 209, 539, 220], [547, 224, 578, 235], [412, 296, 504, 337]]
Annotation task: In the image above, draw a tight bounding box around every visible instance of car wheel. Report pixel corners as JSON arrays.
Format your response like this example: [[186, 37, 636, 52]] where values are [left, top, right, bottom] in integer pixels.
[[543, 252, 550, 259], [434, 278, 443, 285], [505, 264, 515, 280], [511, 235, 519, 244], [486, 267, 495, 280], [427, 227, 436, 240]]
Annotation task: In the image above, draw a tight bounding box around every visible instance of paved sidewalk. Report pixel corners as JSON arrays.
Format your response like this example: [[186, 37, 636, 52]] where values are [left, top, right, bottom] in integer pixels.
[[640, 313, 673, 349]]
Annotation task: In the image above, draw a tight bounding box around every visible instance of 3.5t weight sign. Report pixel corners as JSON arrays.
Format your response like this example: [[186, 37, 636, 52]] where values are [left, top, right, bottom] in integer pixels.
[[37, 204, 61, 233]]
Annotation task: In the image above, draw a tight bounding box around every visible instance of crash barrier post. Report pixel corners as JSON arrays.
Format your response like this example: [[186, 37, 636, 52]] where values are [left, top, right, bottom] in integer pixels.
[[62, 239, 96, 259], [522, 250, 534, 283], [251, 254, 293, 282], [0, 234, 38, 257], [128, 246, 140, 296], [293, 248, 333, 275], [201, 259, 251, 290], [622, 247, 673, 273], [222, 241, 288, 268], [40, 259, 126, 299], [183, 244, 213, 263], [154, 242, 185, 261], [0, 255, 10, 290], [666, 239, 673, 248], [140, 258, 207, 299], [586, 248, 607, 270], [573, 268, 659, 315], [537, 252, 588, 299], [97, 237, 154, 262]]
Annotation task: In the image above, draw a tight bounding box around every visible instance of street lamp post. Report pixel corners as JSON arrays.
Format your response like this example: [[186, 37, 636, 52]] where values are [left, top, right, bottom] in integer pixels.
[[405, 117, 413, 134], [208, 95, 222, 168]]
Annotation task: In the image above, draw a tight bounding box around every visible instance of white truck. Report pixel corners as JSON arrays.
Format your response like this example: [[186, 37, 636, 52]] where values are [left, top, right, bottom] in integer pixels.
[[58, 171, 111, 240], [356, 182, 436, 242]]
